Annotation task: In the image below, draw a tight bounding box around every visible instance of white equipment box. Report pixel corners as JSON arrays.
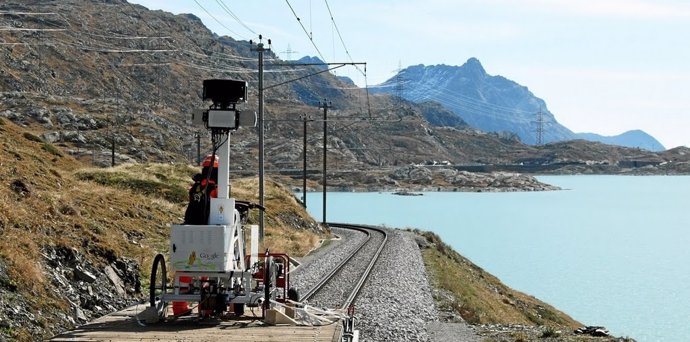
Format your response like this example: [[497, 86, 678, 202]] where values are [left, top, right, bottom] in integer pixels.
[[170, 224, 232, 272]]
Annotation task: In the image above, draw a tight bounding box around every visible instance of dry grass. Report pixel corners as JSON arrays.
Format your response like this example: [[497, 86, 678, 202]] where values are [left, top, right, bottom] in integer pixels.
[[230, 177, 322, 256], [0, 119, 325, 339], [417, 230, 580, 328]]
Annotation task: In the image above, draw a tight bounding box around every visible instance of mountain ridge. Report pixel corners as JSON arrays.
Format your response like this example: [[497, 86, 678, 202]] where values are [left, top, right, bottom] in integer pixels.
[[0, 0, 685, 176], [374, 58, 665, 151], [575, 130, 665, 152]]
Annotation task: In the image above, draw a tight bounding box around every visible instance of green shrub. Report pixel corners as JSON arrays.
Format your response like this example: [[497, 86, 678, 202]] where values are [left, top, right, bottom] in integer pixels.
[[42, 143, 63, 157], [512, 331, 529, 342], [23, 132, 43, 143], [76, 171, 188, 203], [541, 326, 560, 338]]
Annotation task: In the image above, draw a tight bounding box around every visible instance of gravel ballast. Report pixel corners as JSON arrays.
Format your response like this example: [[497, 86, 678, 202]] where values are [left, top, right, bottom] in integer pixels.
[[291, 227, 367, 297], [292, 226, 481, 341]]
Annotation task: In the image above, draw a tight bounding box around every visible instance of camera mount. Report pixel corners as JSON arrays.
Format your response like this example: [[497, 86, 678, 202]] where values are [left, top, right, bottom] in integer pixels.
[[192, 79, 256, 131], [203, 79, 247, 109]]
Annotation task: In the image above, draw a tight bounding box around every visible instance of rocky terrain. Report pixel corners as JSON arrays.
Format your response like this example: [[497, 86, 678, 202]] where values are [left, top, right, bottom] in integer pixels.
[[373, 59, 665, 152], [287, 166, 561, 193], [0, 2, 670, 341], [293, 226, 632, 342], [0, 117, 326, 341], [1, 0, 688, 185]]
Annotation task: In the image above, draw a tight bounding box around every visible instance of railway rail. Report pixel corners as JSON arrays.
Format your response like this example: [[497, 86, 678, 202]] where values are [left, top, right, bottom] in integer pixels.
[[49, 223, 387, 342], [298, 223, 387, 341]]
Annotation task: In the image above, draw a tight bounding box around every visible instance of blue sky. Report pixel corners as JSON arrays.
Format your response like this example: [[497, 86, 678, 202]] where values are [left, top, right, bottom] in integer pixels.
[[130, 0, 690, 149]]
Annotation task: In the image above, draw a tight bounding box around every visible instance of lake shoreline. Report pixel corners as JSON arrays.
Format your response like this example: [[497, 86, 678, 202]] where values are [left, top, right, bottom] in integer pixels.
[[305, 176, 690, 341]]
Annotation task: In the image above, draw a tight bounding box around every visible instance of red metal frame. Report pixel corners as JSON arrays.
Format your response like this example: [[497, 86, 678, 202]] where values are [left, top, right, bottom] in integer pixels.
[[245, 252, 290, 303]]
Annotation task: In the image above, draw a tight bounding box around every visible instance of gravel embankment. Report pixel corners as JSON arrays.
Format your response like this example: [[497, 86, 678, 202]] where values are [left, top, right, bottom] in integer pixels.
[[354, 229, 438, 341], [292, 227, 482, 341], [291, 228, 366, 297], [304, 228, 385, 308]]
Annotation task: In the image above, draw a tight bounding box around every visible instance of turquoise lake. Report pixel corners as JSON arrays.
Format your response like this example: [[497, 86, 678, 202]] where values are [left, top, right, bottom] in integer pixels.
[[303, 175, 690, 342]]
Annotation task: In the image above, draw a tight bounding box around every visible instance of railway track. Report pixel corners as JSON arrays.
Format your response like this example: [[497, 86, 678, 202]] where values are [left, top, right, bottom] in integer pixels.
[[49, 224, 388, 341], [301, 223, 388, 310]]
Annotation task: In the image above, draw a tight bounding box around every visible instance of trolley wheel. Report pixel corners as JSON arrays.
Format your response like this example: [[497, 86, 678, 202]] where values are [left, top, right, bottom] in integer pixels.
[[149, 253, 167, 308], [264, 256, 274, 309], [233, 303, 245, 316], [288, 287, 300, 302]]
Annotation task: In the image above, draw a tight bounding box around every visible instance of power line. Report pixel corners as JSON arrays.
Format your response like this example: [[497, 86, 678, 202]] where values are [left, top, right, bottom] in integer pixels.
[[39, 3, 247, 78], [405, 80, 537, 115], [284, 0, 327, 62], [54, 39, 176, 53], [0, 27, 65, 31], [394, 61, 404, 108], [35, 32, 257, 75], [4, 2, 380, 121], [322, 0, 364, 76], [533, 108, 549, 145], [192, 0, 246, 40], [179, 48, 256, 62], [407, 81, 540, 120], [0, 11, 57, 15], [81, 32, 172, 40], [215, 0, 257, 36], [279, 44, 299, 60], [414, 89, 531, 122]]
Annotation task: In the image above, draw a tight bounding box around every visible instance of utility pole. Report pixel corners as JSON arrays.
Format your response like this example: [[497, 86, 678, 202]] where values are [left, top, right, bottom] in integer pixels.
[[280, 44, 299, 61], [109, 111, 115, 167], [251, 35, 271, 240], [111, 135, 115, 166], [319, 100, 331, 225], [195, 132, 201, 165], [302, 114, 309, 208], [394, 61, 404, 109], [535, 108, 545, 146], [111, 79, 119, 167]]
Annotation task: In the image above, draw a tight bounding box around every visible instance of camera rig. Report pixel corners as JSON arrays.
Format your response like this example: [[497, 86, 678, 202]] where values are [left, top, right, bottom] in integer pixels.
[[193, 79, 256, 131]]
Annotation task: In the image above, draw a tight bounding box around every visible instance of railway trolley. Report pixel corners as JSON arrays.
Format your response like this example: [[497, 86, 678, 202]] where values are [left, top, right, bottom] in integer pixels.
[[148, 79, 293, 320]]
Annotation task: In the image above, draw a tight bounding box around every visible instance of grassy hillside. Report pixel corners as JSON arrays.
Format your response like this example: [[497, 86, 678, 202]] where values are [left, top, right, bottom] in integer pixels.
[[417, 230, 635, 341], [416, 230, 579, 327], [1, 117, 630, 341], [0, 118, 323, 341]]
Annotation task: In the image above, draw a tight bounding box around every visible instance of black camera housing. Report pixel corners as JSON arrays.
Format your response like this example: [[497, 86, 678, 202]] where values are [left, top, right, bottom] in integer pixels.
[[203, 79, 247, 109]]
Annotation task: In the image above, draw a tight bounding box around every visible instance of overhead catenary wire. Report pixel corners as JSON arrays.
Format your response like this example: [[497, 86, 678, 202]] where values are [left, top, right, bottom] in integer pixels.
[[410, 81, 538, 115], [413, 89, 531, 122], [404, 80, 544, 121], [179, 48, 257, 62], [215, 0, 257, 36], [81, 31, 172, 40], [53, 38, 176, 54], [36, 34, 264, 75], [0, 42, 53, 46], [4, 2, 386, 122], [192, 0, 246, 40], [322, 0, 364, 77], [0, 27, 66, 31], [2, 3, 242, 69], [418, 89, 536, 120], [43, 2, 221, 87], [0, 11, 57, 15], [284, 0, 327, 63]]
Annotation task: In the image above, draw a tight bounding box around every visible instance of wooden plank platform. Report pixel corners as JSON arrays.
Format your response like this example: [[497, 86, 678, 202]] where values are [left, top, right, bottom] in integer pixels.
[[49, 304, 343, 342]]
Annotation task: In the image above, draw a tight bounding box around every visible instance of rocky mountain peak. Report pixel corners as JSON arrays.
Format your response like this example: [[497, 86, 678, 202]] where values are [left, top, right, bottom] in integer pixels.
[[461, 57, 486, 76], [375, 58, 663, 150], [297, 56, 325, 64]]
